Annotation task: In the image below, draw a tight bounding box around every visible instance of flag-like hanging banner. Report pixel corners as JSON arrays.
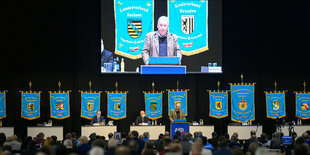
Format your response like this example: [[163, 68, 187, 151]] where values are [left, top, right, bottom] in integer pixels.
[[168, 0, 208, 55], [81, 92, 101, 120], [107, 91, 127, 120], [49, 91, 70, 119], [144, 92, 163, 119], [167, 90, 188, 116], [114, 0, 154, 59], [295, 92, 310, 119], [230, 83, 255, 122], [0, 91, 7, 119], [209, 91, 229, 119], [265, 92, 286, 119], [21, 91, 41, 120]]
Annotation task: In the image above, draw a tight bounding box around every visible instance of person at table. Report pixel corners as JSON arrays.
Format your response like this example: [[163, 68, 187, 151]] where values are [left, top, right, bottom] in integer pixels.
[[135, 110, 150, 125], [90, 110, 105, 125], [169, 102, 186, 122]]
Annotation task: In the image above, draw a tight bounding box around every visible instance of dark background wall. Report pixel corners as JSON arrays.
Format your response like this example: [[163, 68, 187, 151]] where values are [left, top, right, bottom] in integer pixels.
[[1, 0, 310, 139]]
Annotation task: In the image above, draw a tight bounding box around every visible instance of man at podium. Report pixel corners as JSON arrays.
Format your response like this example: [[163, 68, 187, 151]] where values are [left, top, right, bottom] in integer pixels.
[[169, 103, 186, 122], [90, 110, 105, 125], [142, 16, 182, 65]]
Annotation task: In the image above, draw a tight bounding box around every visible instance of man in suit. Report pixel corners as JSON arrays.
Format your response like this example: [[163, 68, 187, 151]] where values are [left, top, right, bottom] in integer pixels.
[[169, 103, 186, 122], [90, 110, 105, 125], [101, 39, 113, 72], [135, 110, 149, 125], [142, 16, 182, 65]]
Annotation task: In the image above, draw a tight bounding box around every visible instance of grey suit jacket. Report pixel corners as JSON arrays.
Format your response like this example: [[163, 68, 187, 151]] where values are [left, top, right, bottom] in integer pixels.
[[142, 31, 182, 64]]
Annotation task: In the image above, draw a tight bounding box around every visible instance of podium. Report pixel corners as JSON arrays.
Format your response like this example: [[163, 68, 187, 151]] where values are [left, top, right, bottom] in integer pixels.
[[171, 119, 189, 138], [141, 57, 185, 74]]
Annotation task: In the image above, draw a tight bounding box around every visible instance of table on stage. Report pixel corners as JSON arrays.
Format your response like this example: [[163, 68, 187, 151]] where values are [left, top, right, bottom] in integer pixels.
[[189, 126, 214, 138], [81, 126, 117, 138], [130, 125, 165, 140], [280, 125, 310, 136], [27, 126, 63, 140], [228, 125, 262, 139], [0, 127, 14, 136]]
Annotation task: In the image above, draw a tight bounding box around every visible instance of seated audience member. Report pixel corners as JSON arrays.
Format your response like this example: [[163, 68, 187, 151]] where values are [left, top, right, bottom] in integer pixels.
[[76, 136, 91, 155], [181, 133, 193, 155], [108, 133, 114, 140], [142, 140, 156, 155], [128, 140, 139, 155], [89, 146, 105, 155], [115, 146, 131, 155], [106, 138, 117, 155], [213, 136, 232, 155], [229, 135, 241, 149], [9, 135, 22, 152], [293, 143, 309, 155], [208, 132, 218, 150], [159, 138, 172, 155], [91, 139, 107, 151], [246, 142, 259, 155], [143, 132, 150, 142], [190, 138, 212, 155], [63, 139, 74, 153], [202, 136, 213, 150], [88, 133, 97, 145], [21, 140, 37, 155], [243, 135, 258, 153], [169, 142, 183, 154], [270, 132, 282, 149], [43, 137, 53, 148]]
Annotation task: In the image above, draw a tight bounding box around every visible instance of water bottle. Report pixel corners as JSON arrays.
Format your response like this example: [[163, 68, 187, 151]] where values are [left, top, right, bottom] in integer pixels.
[[113, 58, 117, 72], [116, 57, 120, 71]]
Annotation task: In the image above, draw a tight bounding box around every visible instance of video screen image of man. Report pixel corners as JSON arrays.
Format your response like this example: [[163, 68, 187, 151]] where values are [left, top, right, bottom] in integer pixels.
[[169, 102, 186, 122], [101, 38, 114, 72], [135, 110, 150, 125], [142, 16, 182, 65], [90, 110, 105, 125]]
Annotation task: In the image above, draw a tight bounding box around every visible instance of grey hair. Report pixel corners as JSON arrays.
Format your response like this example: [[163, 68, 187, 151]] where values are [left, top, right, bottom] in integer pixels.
[[108, 138, 118, 148], [79, 136, 89, 144], [157, 16, 169, 25], [63, 139, 73, 149], [89, 146, 105, 155]]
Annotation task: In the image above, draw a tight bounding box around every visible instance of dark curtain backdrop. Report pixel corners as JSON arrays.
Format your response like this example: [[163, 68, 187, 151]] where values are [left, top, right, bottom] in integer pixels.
[[1, 0, 310, 139]]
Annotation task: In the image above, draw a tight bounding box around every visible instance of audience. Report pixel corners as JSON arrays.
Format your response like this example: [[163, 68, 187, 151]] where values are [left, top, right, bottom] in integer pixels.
[[0, 127, 310, 155]]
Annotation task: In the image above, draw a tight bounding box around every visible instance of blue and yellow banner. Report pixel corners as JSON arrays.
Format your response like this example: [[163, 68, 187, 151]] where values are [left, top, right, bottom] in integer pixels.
[[50, 91, 70, 119], [295, 92, 310, 119], [230, 84, 255, 122], [114, 0, 154, 59], [168, 0, 208, 55], [107, 92, 127, 120], [0, 91, 7, 119], [265, 92, 286, 119], [144, 92, 163, 119], [21, 92, 41, 120], [209, 91, 228, 119], [81, 92, 101, 120], [168, 90, 188, 116]]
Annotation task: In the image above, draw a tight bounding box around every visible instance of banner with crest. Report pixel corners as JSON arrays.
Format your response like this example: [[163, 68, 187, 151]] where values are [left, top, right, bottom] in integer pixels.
[[167, 90, 188, 116], [168, 0, 208, 55], [0, 91, 7, 119], [265, 92, 286, 119], [144, 92, 163, 119], [107, 92, 127, 120], [49, 91, 70, 119], [21, 91, 41, 120], [295, 93, 310, 119], [209, 91, 228, 119], [114, 0, 154, 59], [81, 92, 101, 119], [230, 84, 255, 122]]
